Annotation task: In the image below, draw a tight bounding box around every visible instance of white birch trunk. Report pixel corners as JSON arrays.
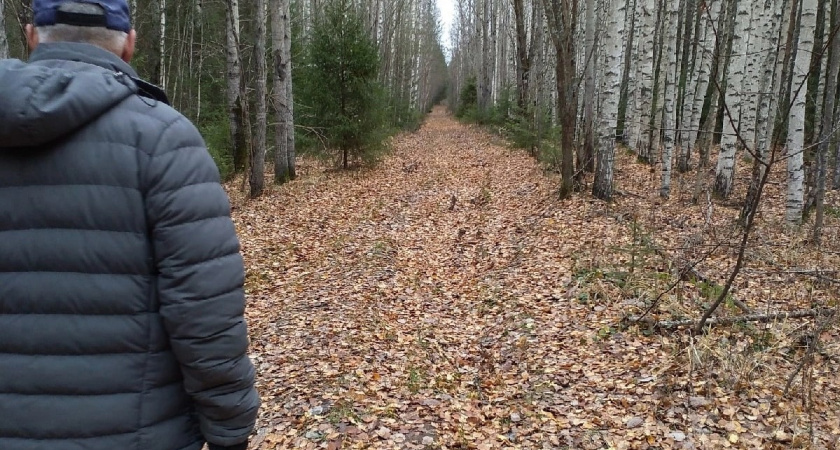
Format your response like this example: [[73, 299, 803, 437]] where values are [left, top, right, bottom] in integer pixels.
[[755, 0, 785, 160], [714, 0, 749, 198], [678, 0, 700, 166], [593, 0, 625, 200], [634, 0, 656, 161], [687, 0, 720, 153], [786, 0, 818, 224], [740, 7, 758, 151], [650, 1, 665, 165], [622, 0, 638, 144], [159, 0, 167, 90], [814, 0, 830, 124], [582, 0, 598, 168], [660, 0, 681, 197]]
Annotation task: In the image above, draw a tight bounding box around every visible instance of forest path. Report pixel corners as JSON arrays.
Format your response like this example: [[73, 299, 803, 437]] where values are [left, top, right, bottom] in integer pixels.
[[234, 107, 691, 449]]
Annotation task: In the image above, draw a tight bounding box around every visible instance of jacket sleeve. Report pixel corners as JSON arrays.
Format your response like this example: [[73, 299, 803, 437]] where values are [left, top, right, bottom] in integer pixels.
[[143, 114, 259, 447]]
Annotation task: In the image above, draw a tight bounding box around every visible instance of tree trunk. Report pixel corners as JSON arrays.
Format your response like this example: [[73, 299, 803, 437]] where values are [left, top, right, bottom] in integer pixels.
[[0, 0, 9, 60], [270, 0, 288, 183], [715, 0, 751, 198], [635, 0, 656, 162], [513, 0, 530, 112], [813, 0, 840, 242], [225, 0, 246, 173], [660, 0, 681, 198], [283, 0, 296, 179], [786, 0, 818, 224], [686, 0, 720, 159], [649, 0, 666, 165], [741, 0, 786, 223], [581, 0, 597, 174], [542, 0, 579, 197], [594, 0, 625, 200], [249, 0, 268, 198], [677, 0, 698, 172], [617, 0, 638, 144], [159, 0, 167, 90]]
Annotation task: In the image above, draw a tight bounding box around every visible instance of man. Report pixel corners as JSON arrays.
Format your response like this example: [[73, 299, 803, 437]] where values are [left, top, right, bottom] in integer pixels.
[[0, 1, 259, 449]]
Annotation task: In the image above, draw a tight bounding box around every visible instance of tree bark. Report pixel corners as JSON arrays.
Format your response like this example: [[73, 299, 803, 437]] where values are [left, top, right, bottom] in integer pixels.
[[0, 0, 9, 60], [225, 0, 247, 173], [513, 0, 531, 112], [283, 0, 296, 179], [635, 0, 656, 162], [542, 0, 579, 197], [594, 0, 625, 200], [813, 0, 840, 242], [660, 0, 681, 198], [715, 0, 751, 199], [249, 0, 268, 198], [581, 0, 597, 174], [786, 0, 818, 224]]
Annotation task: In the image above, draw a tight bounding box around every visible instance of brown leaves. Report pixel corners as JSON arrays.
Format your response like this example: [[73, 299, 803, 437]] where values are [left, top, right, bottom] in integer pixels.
[[230, 108, 840, 449]]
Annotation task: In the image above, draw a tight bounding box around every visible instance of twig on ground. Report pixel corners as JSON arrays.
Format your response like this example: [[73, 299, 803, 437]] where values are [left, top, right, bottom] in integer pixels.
[[629, 308, 837, 331]]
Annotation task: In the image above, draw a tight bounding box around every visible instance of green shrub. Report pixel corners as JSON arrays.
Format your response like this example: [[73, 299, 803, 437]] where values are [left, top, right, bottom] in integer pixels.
[[197, 111, 234, 180]]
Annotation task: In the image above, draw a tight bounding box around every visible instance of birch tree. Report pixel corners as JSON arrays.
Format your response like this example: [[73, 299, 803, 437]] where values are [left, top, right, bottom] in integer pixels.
[[593, 0, 625, 200], [660, 0, 681, 198], [581, 0, 597, 174], [786, 0, 818, 224], [158, 0, 166, 90], [634, 0, 656, 162], [684, 0, 720, 163], [714, 0, 751, 198]]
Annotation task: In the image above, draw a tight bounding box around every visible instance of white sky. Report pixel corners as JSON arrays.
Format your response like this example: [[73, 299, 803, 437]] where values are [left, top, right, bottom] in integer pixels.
[[436, 0, 456, 58]]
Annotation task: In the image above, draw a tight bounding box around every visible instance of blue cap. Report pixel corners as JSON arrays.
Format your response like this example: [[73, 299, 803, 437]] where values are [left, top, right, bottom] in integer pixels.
[[33, 0, 131, 33]]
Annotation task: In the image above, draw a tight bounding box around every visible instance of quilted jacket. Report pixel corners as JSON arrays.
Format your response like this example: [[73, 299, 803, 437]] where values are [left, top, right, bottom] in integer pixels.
[[0, 42, 259, 450]]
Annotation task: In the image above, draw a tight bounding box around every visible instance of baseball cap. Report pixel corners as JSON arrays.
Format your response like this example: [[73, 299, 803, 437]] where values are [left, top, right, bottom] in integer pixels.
[[33, 0, 131, 33]]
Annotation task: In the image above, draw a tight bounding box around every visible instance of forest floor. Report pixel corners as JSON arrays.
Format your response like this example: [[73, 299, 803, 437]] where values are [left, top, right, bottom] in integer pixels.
[[229, 106, 840, 449]]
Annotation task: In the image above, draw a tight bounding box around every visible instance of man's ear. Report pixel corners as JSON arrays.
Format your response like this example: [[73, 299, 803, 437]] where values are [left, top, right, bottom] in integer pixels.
[[25, 24, 39, 51], [121, 29, 136, 63]]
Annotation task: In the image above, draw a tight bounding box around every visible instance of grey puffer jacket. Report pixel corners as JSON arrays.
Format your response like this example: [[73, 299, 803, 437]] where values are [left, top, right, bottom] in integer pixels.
[[0, 43, 259, 450]]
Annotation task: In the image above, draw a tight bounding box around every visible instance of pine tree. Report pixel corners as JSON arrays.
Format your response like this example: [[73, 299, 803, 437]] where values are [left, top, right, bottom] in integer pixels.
[[299, 0, 387, 169]]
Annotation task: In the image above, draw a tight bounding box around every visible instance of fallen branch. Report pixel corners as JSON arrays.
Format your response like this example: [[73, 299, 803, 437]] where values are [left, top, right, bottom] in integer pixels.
[[627, 308, 837, 331], [784, 309, 839, 396], [604, 210, 752, 314]]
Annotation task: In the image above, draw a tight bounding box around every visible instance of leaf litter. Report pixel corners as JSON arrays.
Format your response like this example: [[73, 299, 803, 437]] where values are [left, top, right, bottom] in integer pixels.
[[229, 107, 840, 449]]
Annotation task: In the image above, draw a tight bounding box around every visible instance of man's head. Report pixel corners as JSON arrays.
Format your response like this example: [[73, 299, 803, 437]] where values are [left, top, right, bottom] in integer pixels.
[[26, 0, 136, 62]]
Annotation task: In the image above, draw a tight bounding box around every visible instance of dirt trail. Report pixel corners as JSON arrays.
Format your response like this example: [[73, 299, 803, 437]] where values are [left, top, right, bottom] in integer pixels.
[[234, 107, 839, 449]]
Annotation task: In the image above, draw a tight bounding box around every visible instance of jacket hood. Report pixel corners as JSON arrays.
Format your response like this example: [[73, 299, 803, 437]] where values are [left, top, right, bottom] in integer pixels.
[[0, 45, 139, 148]]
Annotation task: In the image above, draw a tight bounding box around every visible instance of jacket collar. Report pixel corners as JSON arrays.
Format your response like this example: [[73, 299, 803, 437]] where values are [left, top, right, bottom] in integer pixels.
[[29, 42, 170, 105]]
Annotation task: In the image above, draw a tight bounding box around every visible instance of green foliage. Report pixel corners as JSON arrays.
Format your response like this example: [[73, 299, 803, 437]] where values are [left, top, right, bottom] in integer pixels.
[[455, 77, 479, 120], [295, 0, 390, 168], [454, 81, 566, 172], [389, 96, 424, 132], [197, 110, 234, 180]]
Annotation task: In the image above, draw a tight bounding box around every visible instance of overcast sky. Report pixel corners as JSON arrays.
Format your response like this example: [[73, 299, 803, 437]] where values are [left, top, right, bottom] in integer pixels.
[[436, 0, 456, 59]]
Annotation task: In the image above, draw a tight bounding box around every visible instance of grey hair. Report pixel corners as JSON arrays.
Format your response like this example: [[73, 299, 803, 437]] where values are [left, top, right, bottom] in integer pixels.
[[36, 3, 128, 54]]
